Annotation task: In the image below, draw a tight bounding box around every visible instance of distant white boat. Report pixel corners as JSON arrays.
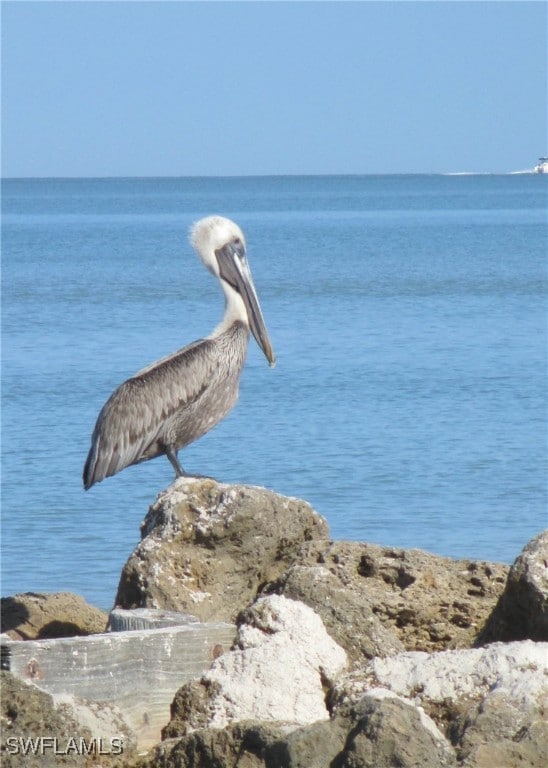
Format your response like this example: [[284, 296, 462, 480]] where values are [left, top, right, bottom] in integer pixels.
[[533, 156, 548, 174]]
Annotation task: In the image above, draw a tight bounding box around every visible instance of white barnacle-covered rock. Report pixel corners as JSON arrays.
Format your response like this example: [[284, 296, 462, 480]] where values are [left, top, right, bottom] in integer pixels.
[[369, 639, 548, 709], [169, 595, 347, 732]]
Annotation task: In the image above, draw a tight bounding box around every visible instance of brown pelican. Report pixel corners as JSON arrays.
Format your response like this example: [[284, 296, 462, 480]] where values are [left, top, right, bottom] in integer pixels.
[[83, 215, 275, 490]]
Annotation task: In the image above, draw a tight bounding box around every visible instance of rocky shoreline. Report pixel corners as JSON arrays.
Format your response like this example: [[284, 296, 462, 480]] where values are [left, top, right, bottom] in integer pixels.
[[2, 477, 547, 767]]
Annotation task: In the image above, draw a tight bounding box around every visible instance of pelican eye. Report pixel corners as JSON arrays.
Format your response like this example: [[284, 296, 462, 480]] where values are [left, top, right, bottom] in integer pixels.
[[232, 237, 245, 258]]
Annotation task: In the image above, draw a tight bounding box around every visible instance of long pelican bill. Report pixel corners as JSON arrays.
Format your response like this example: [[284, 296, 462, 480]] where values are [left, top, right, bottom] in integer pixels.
[[216, 242, 276, 367]]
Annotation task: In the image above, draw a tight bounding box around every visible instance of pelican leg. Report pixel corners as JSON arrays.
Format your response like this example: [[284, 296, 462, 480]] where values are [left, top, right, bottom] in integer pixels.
[[166, 447, 185, 478]]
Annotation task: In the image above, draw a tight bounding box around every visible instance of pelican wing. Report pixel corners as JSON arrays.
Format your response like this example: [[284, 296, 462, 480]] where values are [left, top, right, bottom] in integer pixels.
[[83, 338, 218, 488]]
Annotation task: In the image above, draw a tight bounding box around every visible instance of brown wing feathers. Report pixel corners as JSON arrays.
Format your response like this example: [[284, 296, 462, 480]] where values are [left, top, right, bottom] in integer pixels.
[[83, 339, 216, 489]]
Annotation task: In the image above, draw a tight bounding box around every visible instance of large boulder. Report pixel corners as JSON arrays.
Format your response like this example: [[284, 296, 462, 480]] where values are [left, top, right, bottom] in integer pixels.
[[1, 592, 108, 640], [115, 478, 328, 622], [331, 692, 455, 768], [163, 595, 347, 736], [477, 530, 548, 643], [267, 540, 508, 661]]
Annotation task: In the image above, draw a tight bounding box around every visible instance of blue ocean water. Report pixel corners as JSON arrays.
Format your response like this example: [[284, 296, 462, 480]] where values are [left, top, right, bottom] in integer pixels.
[[2, 175, 547, 609]]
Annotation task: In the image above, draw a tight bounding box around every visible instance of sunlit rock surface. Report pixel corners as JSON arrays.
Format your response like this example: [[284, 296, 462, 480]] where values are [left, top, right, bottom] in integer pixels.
[[2, 478, 546, 767], [115, 477, 329, 621]]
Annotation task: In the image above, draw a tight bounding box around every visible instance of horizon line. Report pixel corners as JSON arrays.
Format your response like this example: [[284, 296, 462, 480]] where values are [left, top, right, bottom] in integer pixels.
[[2, 170, 541, 181]]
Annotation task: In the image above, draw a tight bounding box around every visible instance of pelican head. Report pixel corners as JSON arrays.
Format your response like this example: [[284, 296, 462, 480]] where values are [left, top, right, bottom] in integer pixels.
[[191, 216, 275, 366]]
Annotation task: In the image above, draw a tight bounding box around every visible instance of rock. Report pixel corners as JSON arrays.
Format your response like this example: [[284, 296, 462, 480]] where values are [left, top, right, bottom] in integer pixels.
[[116, 480, 508, 659], [146, 693, 454, 768], [367, 639, 547, 707], [332, 692, 456, 768], [477, 530, 548, 643], [163, 595, 347, 737], [0, 671, 135, 767], [1, 671, 88, 768], [0, 592, 108, 640], [267, 540, 507, 661], [453, 690, 548, 768], [272, 716, 349, 767], [147, 721, 297, 768], [362, 640, 548, 766], [268, 558, 404, 663], [115, 478, 329, 622], [5, 486, 545, 768]]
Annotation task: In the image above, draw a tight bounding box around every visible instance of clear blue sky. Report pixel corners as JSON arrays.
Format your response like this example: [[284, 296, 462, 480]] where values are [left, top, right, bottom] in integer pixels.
[[2, 1, 546, 176]]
